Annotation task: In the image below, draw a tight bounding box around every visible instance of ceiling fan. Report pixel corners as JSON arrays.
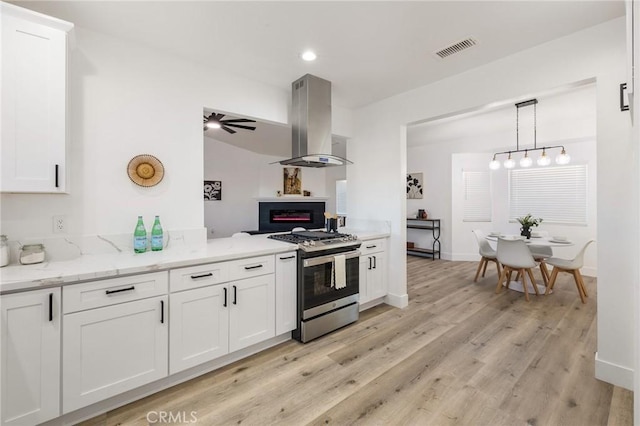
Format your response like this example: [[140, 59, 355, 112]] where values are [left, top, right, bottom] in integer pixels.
[[203, 113, 257, 134]]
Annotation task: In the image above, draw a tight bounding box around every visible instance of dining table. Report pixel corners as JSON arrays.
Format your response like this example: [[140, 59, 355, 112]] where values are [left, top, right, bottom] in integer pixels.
[[485, 234, 574, 294]]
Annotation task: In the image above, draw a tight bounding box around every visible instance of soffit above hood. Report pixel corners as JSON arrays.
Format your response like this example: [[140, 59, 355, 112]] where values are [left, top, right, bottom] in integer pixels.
[[278, 74, 352, 168]]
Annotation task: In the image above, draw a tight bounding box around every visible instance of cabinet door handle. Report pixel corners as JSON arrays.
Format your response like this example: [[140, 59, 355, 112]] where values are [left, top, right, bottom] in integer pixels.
[[190, 273, 213, 279], [366, 245, 377, 249], [105, 286, 135, 295], [279, 255, 295, 260], [160, 300, 164, 324], [244, 264, 263, 270], [48, 293, 53, 322], [55, 164, 59, 188], [223, 287, 228, 307], [233, 285, 237, 305], [368, 256, 372, 270], [373, 255, 377, 269]]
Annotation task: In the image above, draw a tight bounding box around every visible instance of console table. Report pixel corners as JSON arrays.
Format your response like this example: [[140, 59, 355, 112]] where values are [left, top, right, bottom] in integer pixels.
[[407, 218, 441, 259]]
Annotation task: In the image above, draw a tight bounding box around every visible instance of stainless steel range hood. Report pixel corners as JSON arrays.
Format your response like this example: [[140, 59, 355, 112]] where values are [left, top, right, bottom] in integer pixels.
[[279, 74, 352, 168]]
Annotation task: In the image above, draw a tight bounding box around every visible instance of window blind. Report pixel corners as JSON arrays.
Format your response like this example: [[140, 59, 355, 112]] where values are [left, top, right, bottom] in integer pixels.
[[509, 165, 587, 225], [463, 170, 492, 222]]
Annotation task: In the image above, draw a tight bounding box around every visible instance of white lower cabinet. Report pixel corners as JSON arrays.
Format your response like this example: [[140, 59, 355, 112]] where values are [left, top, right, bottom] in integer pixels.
[[359, 239, 388, 304], [169, 285, 229, 374], [169, 258, 276, 375], [1, 288, 61, 425], [275, 251, 297, 335], [229, 274, 275, 352], [63, 295, 168, 413]]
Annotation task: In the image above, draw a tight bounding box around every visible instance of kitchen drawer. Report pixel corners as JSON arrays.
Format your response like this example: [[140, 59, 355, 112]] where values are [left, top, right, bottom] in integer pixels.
[[360, 239, 386, 255], [63, 272, 168, 314], [169, 262, 230, 293], [228, 255, 275, 281]]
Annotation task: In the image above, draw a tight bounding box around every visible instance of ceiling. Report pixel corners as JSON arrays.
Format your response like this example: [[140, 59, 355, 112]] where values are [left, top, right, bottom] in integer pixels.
[[12, 1, 625, 109]]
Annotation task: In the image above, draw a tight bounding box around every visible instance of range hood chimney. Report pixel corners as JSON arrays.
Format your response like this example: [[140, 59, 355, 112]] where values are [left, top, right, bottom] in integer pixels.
[[279, 74, 352, 168]]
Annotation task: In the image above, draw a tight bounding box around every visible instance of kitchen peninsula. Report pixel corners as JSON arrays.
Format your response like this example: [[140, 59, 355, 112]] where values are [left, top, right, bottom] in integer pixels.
[[1, 229, 388, 425]]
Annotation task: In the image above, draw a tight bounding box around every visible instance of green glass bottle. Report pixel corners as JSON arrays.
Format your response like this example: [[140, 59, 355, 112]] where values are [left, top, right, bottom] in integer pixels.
[[133, 216, 147, 253], [151, 216, 163, 251]]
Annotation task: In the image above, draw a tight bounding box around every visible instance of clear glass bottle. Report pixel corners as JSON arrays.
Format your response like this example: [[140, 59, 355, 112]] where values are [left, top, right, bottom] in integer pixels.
[[19, 244, 46, 265], [133, 216, 147, 253], [151, 216, 163, 251], [0, 235, 9, 267]]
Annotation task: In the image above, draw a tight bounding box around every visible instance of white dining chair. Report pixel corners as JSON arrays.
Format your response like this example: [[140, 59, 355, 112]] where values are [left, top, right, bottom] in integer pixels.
[[495, 238, 539, 301], [471, 229, 501, 282], [528, 245, 553, 285], [544, 240, 595, 304]]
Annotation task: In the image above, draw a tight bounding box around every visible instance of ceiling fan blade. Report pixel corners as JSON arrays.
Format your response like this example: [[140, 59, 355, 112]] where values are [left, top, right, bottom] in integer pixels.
[[203, 126, 208, 131], [222, 125, 237, 134], [221, 118, 256, 124], [215, 113, 225, 121], [224, 123, 256, 131]]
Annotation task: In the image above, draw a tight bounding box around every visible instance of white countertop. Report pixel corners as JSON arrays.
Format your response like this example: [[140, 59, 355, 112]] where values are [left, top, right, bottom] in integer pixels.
[[0, 230, 389, 294]]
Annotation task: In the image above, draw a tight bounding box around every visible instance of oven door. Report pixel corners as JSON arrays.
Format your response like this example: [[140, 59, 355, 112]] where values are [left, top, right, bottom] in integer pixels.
[[300, 250, 360, 312]]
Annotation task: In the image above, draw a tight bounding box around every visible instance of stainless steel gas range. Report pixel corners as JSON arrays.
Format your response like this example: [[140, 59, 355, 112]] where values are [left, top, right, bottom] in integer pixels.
[[268, 230, 361, 342]]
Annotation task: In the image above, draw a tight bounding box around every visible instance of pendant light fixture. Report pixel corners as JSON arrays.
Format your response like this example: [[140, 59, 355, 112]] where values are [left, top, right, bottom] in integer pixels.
[[489, 99, 569, 170]]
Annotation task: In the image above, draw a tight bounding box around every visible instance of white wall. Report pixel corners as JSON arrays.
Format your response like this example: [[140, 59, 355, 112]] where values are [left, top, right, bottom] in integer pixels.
[[0, 25, 349, 242], [349, 17, 635, 389], [203, 136, 327, 238]]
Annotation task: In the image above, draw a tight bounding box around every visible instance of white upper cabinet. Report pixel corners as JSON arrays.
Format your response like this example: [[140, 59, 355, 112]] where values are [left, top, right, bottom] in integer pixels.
[[1, 3, 73, 193]]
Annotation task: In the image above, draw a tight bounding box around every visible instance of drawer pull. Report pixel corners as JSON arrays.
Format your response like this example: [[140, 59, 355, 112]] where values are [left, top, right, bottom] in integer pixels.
[[105, 286, 135, 295], [244, 264, 263, 270], [366, 245, 377, 249], [160, 300, 165, 324], [279, 255, 296, 260], [49, 293, 53, 321], [191, 273, 213, 279], [223, 287, 228, 307], [233, 285, 237, 305]]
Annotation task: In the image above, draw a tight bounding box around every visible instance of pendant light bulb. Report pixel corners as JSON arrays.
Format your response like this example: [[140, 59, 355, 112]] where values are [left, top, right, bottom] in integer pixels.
[[504, 153, 516, 169], [489, 154, 501, 170], [519, 150, 533, 167], [537, 148, 551, 166], [555, 148, 571, 165]]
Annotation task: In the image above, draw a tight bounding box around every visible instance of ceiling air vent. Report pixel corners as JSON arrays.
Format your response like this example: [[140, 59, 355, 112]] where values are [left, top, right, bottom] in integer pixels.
[[435, 38, 477, 59]]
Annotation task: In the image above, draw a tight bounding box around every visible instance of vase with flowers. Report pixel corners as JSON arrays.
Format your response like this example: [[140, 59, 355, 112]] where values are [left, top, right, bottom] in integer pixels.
[[516, 214, 543, 239]]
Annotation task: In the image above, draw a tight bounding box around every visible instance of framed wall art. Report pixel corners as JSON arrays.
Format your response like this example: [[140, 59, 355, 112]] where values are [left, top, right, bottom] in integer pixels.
[[204, 180, 222, 200], [407, 173, 423, 199], [283, 167, 302, 195]]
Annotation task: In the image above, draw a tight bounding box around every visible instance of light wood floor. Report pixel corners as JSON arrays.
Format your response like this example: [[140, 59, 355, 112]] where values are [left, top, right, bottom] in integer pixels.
[[82, 257, 633, 426]]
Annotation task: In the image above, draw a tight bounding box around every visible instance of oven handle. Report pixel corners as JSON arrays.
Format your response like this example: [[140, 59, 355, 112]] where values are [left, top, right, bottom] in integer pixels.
[[303, 250, 360, 268]]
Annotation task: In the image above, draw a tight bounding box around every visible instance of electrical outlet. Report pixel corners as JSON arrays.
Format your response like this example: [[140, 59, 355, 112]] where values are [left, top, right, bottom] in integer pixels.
[[53, 215, 66, 234]]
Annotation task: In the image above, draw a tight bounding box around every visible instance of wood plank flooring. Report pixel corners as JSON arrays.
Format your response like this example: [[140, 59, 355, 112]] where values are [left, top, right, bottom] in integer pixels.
[[82, 257, 633, 426]]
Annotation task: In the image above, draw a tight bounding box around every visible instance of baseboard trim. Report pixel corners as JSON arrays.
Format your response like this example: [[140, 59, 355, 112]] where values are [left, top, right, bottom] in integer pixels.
[[384, 292, 408, 308], [594, 352, 633, 390], [360, 297, 386, 311]]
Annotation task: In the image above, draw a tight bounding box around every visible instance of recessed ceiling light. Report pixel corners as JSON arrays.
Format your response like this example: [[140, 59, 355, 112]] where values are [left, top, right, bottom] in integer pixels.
[[301, 50, 317, 61]]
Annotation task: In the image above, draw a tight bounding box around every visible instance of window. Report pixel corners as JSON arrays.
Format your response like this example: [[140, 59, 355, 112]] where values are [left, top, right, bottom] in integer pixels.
[[509, 165, 587, 225], [336, 180, 347, 215], [463, 171, 492, 222]]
